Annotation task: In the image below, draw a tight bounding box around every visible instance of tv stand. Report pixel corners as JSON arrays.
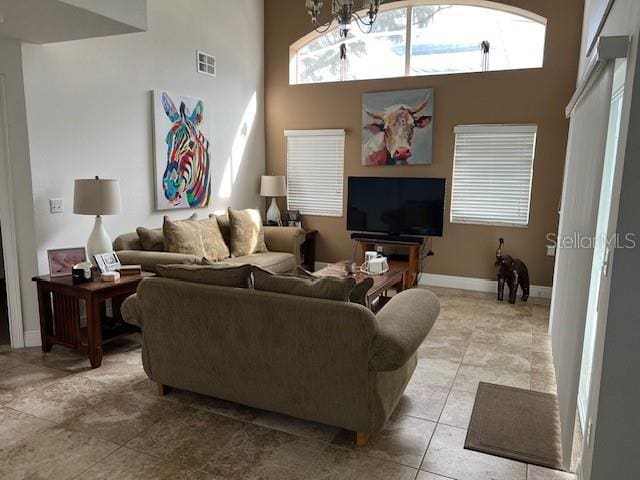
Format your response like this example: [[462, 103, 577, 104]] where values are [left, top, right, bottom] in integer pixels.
[[352, 234, 424, 289]]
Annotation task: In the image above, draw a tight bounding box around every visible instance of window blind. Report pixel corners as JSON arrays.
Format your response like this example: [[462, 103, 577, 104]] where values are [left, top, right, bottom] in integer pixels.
[[285, 129, 345, 217], [451, 124, 537, 226]]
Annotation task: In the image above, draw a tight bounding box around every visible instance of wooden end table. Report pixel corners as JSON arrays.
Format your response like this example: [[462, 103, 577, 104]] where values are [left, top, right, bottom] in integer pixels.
[[314, 262, 406, 312], [32, 272, 153, 368], [301, 229, 318, 271]]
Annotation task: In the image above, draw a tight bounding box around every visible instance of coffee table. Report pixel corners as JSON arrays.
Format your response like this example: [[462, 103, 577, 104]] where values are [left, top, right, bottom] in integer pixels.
[[314, 262, 406, 312]]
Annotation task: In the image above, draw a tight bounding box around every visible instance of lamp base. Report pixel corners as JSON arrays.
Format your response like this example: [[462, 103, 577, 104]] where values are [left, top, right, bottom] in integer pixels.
[[87, 215, 113, 265], [266, 198, 281, 224]]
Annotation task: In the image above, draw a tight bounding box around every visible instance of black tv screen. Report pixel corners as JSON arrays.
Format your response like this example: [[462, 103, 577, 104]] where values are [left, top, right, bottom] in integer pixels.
[[347, 177, 446, 237]]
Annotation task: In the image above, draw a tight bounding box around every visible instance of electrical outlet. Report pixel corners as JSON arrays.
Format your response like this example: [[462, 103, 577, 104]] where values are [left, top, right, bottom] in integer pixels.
[[49, 198, 64, 214], [376, 246, 384, 253]]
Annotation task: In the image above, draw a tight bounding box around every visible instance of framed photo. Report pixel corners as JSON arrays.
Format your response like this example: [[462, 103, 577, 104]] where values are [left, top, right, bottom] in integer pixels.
[[94, 251, 122, 274], [48, 247, 87, 278]]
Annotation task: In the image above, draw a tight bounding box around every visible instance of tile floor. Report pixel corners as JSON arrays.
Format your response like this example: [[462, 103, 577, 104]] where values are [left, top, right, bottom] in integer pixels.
[[0, 287, 576, 480]]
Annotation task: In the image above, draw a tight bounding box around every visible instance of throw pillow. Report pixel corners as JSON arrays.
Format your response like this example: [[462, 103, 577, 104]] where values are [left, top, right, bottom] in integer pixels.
[[212, 214, 231, 246], [136, 227, 164, 252], [163, 214, 230, 262], [252, 266, 355, 302], [228, 208, 268, 257], [157, 263, 252, 288], [163, 214, 203, 257], [198, 217, 230, 261]]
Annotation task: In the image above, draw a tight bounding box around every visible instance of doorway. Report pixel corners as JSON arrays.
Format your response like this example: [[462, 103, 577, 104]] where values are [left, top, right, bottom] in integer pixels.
[[0, 225, 8, 346]]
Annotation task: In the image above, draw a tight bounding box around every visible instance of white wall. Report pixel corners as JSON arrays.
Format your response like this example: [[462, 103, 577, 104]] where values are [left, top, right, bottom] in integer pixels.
[[0, 38, 40, 346], [20, 0, 265, 335]]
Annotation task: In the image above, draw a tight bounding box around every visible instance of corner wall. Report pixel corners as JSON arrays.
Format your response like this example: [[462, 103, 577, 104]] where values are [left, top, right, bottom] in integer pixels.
[[20, 0, 265, 335], [264, 0, 583, 286], [0, 38, 40, 346]]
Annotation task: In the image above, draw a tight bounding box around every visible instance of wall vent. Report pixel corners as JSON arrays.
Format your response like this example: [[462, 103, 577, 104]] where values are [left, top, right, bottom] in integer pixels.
[[197, 51, 216, 77]]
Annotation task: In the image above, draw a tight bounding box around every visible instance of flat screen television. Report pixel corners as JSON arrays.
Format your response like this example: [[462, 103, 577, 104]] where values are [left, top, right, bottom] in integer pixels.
[[347, 177, 446, 237]]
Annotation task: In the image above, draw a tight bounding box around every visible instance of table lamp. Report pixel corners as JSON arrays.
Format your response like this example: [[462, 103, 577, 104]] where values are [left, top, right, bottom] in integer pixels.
[[260, 175, 287, 224], [73, 177, 122, 264]]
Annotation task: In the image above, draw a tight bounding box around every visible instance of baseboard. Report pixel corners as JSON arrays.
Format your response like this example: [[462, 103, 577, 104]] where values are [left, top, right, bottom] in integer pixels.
[[23, 330, 42, 348], [418, 273, 552, 299]]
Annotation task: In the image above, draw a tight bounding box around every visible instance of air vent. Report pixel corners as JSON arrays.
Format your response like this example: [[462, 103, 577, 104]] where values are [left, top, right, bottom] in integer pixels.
[[197, 51, 216, 77]]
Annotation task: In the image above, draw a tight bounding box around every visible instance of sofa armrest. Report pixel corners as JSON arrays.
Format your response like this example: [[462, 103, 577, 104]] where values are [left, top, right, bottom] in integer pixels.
[[369, 289, 440, 372], [121, 294, 142, 327], [263, 227, 305, 265], [116, 250, 200, 273]]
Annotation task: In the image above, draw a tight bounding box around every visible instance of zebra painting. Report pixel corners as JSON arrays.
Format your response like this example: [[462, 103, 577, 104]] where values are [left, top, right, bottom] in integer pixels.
[[153, 90, 212, 210]]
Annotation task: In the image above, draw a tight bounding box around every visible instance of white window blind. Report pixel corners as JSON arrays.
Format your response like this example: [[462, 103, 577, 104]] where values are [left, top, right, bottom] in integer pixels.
[[451, 124, 537, 226], [285, 129, 345, 217]]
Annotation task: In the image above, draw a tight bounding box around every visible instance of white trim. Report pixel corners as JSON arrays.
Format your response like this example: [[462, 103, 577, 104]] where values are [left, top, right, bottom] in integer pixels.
[[284, 129, 345, 137], [0, 76, 25, 349], [566, 35, 630, 118], [418, 272, 552, 299], [23, 330, 42, 348]]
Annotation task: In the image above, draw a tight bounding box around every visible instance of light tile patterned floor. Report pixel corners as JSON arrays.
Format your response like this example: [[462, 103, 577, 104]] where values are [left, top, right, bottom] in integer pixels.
[[0, 287, 576, 480]]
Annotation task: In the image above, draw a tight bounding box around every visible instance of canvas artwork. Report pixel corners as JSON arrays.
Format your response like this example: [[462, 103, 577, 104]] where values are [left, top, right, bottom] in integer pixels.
[[362, 88, 434, 166], [153, 90, 212, 210]]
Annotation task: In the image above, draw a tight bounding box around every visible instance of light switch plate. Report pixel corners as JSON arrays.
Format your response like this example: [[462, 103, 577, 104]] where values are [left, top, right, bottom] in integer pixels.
[[49, 198, 64, 214]]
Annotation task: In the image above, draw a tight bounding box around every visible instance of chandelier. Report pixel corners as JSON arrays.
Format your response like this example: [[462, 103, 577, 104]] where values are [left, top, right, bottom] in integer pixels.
[[305, 0, 384, 38]]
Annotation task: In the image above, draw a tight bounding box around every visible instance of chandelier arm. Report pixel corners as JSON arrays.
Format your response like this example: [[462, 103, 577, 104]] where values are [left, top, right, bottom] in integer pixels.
[[352, 11, 375, 33], [313, 21, 335, 34]]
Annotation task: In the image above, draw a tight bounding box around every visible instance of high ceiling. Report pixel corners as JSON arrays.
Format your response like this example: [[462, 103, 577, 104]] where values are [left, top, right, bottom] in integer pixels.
[[0, 0, 146, 44]]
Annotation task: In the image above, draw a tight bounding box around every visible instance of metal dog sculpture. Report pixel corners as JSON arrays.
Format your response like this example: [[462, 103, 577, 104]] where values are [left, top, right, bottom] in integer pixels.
[[495, 238, 530, 304]]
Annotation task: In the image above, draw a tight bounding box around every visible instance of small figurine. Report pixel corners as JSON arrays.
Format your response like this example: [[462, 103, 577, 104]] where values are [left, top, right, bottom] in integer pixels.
[[495, 238, 530, 304]]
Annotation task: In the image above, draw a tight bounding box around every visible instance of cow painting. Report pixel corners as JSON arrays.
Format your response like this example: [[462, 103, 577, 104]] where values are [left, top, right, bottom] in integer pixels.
[[362, 89, 434, 166]]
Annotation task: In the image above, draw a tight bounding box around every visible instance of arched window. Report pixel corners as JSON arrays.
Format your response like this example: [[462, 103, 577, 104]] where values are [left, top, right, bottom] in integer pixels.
[[289, 1, 547, 85]]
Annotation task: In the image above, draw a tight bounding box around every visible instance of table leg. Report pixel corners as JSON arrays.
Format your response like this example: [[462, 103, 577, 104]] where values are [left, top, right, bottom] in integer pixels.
[[87, 298, 103, 369], [36, 283, 53, 352]]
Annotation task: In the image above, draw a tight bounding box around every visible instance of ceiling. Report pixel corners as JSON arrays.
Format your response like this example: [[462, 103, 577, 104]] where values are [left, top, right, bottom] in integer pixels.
[[0, 0, 146, 44]]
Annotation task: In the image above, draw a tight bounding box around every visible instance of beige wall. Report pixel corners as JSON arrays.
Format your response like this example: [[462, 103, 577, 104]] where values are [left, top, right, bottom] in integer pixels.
[[265, 0, 584, 286]]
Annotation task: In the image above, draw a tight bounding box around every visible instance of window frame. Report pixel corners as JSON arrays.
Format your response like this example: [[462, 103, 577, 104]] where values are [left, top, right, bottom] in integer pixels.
[[450, 124, 538, 228], [289, 0, 547, 85], [285, 129, 346, 218]]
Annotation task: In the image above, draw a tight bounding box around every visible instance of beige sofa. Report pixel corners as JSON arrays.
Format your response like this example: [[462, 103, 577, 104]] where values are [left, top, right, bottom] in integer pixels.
[[113, 226, 305, 273], [121, 276, 439, 444]]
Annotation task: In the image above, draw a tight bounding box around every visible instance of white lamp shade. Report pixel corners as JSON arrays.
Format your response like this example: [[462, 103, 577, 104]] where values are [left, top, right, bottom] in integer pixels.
[[260, 175, 287, 197], [73, 178, 122, 215]]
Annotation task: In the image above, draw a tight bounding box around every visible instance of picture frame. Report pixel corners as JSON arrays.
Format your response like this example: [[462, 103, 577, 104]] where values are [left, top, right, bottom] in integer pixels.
[[94, 251, 122, 274], [47, 247, 87, 278]]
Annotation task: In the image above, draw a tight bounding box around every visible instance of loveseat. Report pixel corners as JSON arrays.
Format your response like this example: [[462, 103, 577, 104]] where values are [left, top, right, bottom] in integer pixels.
[[121, 266, 440, 444], [113, 225, 305, 274]]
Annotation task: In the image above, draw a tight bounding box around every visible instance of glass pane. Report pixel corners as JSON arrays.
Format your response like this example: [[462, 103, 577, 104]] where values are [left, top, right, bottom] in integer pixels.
[[297, 28, 343, 84], [296, 8, 407, 84], [410, 5, 545, 76], [343, 8, 407, 81]]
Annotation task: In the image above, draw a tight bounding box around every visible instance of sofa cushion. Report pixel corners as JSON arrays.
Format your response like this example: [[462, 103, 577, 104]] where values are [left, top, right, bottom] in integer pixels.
[[157, 263, 251, 288], [228, 208, 268, 257], [221, 252, 296, 274], [252, 266, 355, 302], [136, 227, 164, 252], [117, 251, 200, 273], [163, 214, 229, 261]]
